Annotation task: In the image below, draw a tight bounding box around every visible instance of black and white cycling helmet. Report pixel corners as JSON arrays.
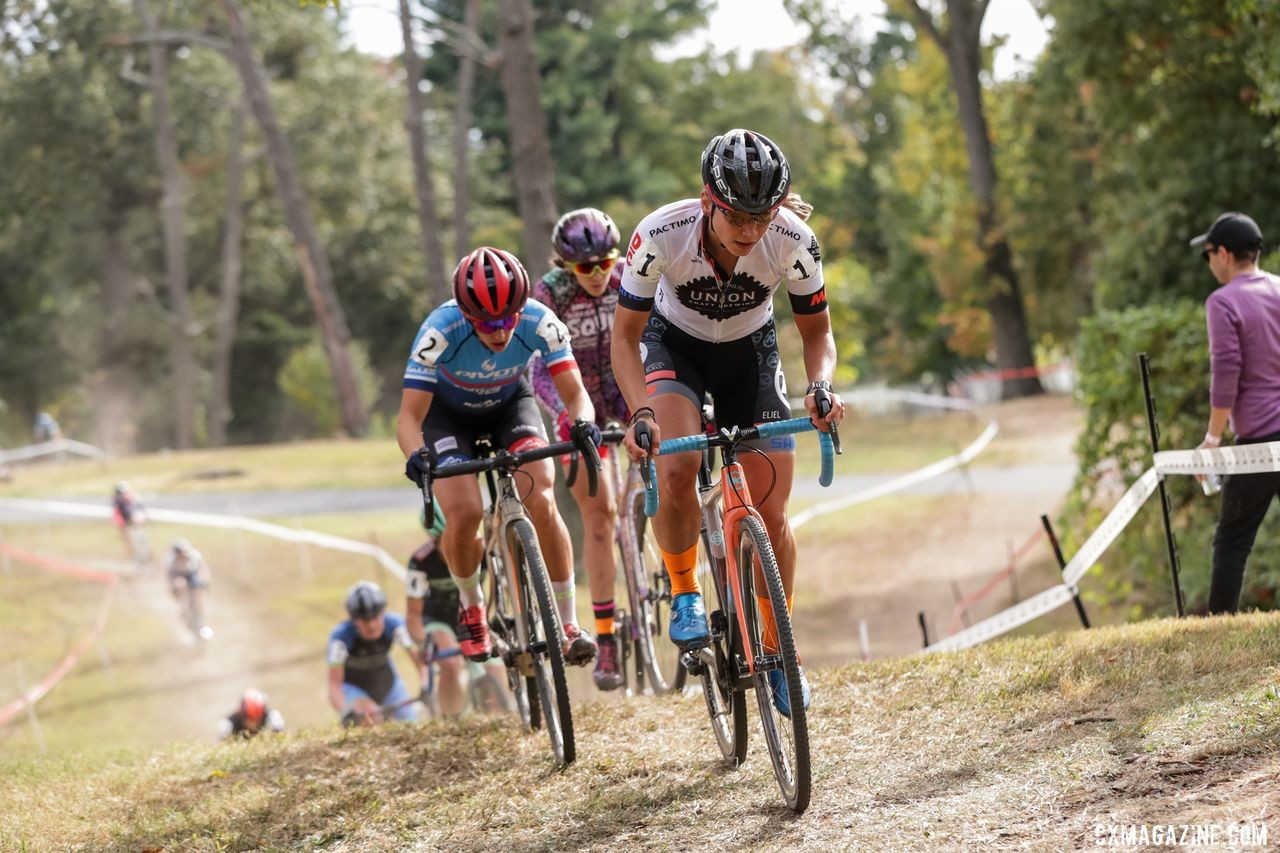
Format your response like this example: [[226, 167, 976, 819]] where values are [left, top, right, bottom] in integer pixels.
[[700, 128, 791, 215], [345, 580, 387, 620]]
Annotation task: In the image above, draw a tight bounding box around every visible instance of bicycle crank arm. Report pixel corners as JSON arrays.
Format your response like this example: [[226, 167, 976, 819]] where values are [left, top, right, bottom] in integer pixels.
[[681, 647, 716, 676]]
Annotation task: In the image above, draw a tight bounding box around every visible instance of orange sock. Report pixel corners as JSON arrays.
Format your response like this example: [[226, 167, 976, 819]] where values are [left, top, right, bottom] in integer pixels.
[[757, 593, 794, 653], [662, 543, 701, 596]]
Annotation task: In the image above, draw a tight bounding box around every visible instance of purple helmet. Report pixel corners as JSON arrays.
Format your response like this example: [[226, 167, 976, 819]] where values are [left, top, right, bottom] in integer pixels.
[[551, 208, 620, 264]]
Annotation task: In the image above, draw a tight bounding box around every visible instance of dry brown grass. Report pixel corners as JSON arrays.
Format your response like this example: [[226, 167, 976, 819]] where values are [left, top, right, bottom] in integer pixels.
[[3, 612, 1279, 851]]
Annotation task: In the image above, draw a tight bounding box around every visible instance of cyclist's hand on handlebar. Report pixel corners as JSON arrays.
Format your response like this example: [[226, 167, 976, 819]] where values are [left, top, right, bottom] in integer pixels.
[[624, 414, 660, 463], [804, 384, 846, 432], [571, 418, 602, 450], [405, 446, 432, 486]]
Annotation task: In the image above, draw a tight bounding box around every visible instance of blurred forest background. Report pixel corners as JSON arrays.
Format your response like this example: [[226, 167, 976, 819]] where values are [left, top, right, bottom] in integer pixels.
[[2, 0, 1280, 453]]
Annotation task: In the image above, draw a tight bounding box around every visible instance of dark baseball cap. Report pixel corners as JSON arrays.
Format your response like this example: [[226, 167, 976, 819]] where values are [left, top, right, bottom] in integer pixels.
[[1189, 212, 1263, 252]]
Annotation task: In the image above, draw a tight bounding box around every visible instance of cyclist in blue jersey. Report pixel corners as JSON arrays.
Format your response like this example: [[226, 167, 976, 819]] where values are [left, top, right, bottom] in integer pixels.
[[528, 209, 630, 691], [398, 247, 603, 668], [327, 581, 424, 726], [613, 129, 847, 718]]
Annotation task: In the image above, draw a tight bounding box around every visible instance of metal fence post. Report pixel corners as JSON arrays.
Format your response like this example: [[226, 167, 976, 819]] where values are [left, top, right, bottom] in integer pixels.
[[1139, 352, 1186, 616]]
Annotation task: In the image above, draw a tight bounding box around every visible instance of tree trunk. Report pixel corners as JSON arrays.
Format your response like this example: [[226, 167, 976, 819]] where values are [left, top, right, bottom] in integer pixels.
[[907, 0, 1042, 399], [209, 98, 246, 447], [95, 218, 139, 454], [219, 0, 368, 435], [496, 0, 558, 266], [398, 0, 449, 304], [452, 0, 482, 261], [135, 0, 198, 446]]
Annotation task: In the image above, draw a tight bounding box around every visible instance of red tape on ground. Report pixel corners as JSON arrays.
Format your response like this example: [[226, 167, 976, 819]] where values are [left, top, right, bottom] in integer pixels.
[[945, 527, 1046, 637], [0, 547, 118, 728], [0, 542, 119, 584]]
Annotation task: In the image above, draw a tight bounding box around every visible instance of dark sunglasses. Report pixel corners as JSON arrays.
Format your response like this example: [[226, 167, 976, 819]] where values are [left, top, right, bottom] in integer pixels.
[[1202, 245, 1217, 262], [571, 252, 620, 276], [470, 314, 519, 334]]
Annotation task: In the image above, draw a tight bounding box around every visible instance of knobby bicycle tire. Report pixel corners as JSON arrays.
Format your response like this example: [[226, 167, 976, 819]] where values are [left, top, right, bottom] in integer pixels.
[[739, 515, 811, 813], [511, 518, 576, 766]]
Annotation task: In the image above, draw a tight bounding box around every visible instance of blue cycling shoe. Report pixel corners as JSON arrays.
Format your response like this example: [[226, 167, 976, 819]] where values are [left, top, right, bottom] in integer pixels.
[[767, 667, 812, 719], [669, 592, 711, 649]]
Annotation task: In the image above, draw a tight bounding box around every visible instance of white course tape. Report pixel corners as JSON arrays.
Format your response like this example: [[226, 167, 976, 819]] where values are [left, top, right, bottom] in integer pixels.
[[1154, 441, 1280, 477], [0, 497, 405, 581], [792, 420, 998, 530], [0, 439, 106, 465], [1060, 468, 1161, 587], [925, 584, 1078, 653], [927, 440, 1280, 654]]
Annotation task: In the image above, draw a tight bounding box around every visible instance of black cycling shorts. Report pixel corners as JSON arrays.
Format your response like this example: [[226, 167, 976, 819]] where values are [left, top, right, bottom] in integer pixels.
[[640, 312, 793, 448], [421, 378, 548, 465]]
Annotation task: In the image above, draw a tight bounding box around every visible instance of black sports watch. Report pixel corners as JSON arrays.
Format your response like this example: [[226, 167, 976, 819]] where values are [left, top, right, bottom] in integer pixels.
[[805, 380, 832, 395]]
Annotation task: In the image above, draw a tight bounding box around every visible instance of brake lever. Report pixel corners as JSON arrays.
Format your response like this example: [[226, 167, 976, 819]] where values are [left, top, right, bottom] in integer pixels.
[[814, 388, 842, 455], [578, 422, 601, 498], [417, 448, 438, 528]]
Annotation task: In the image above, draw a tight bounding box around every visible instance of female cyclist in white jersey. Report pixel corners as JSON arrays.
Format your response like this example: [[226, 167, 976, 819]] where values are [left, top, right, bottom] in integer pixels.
[[612, 128, 846, 716]]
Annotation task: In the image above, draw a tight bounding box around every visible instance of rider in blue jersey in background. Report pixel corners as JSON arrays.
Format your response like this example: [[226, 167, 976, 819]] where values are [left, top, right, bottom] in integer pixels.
[[397, 247, 604, 668], [327, 581, 424, 726]]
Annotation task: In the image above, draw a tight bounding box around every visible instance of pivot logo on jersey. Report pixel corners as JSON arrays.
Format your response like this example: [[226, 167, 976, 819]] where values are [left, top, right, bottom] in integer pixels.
[[674, 275, 771, 321], [481, 357, 497, 371]]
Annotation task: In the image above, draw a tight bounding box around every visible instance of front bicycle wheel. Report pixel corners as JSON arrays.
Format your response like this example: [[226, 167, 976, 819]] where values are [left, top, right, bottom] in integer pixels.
[[739, 515, 811, 813], [510, 519, 575, 766], [625, 490, 683, 694]]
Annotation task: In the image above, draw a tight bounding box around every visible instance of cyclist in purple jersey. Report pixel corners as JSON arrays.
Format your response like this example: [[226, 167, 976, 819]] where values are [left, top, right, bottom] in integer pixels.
[[529, 209, 630, 690]]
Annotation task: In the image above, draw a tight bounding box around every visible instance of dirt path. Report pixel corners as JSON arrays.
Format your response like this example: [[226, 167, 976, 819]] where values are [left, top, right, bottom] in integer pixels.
[[794, 394, 1084, 662]]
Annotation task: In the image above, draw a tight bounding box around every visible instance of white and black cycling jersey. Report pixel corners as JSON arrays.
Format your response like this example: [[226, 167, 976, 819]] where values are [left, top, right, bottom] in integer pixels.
[[618, 198, 827, 342]]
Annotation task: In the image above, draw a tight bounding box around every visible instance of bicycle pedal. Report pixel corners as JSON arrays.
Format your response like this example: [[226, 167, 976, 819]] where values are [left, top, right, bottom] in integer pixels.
[[681, 650, 706, 676]]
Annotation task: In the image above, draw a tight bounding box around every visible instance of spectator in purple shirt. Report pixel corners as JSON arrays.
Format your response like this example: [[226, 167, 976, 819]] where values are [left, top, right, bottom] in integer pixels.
[[1191, 212, 1280, 613]]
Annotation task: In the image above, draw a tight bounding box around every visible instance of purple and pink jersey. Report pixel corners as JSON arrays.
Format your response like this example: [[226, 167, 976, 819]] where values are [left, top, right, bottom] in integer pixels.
[[528, 267, 630, 427]]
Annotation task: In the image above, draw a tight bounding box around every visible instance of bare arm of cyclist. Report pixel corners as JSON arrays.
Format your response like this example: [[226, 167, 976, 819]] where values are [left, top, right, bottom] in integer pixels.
[[404, 592, 426, 648], [612, 304, 660, 462], [397, 388, 433, 460], [551, 367, 597, 426], [793, 311, 846, 429], [326, 665, 347, 716]]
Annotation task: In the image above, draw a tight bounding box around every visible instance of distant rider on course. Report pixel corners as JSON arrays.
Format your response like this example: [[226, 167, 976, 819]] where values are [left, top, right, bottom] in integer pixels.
[[327, 580, 424, 726]]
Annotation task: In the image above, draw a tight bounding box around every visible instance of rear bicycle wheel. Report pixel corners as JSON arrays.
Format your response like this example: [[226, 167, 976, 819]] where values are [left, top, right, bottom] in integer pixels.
[[739, 515, 811, 813], [511, 519, 575, 765], [626, 490, 683, 694], [700, 552, 747, 767]]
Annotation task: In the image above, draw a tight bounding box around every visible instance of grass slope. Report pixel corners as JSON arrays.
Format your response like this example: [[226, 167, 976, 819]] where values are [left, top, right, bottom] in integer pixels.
[[3, 613, 1278, 851]]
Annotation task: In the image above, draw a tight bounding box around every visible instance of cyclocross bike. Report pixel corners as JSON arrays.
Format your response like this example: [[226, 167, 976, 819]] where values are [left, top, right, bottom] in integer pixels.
[[581, 427, 683, 696], [417, 428, 601, 766], [637, 394, 839, 813]]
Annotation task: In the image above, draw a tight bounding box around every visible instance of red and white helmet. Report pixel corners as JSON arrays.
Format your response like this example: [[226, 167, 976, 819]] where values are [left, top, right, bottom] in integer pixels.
[[451, 247, 530, 320], [240, 688, 266, 724]]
